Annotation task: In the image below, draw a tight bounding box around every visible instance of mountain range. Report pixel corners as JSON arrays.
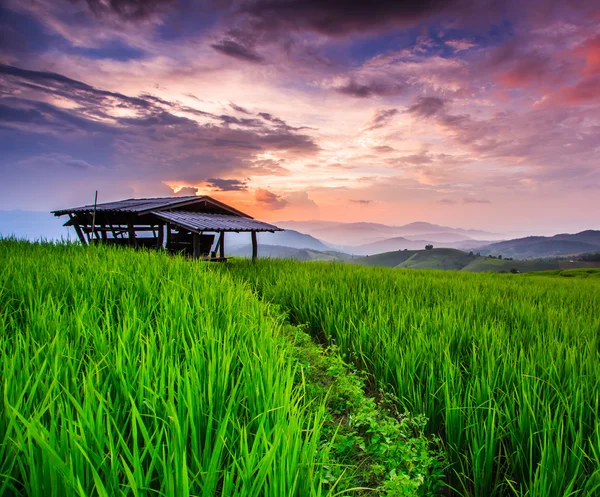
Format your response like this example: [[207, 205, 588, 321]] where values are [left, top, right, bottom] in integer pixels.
[[2, 211, 598, 262], [276, 220, 500, 247]]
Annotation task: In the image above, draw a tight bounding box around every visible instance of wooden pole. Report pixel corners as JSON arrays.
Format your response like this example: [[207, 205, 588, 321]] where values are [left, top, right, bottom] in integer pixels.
[[128, 221, 137, 247], [219, 231, 225, 259], [251, 231, 258, 262], [192, 233, 201, 259], [91, 190, 98, 242], [157, 224, 164, 249]]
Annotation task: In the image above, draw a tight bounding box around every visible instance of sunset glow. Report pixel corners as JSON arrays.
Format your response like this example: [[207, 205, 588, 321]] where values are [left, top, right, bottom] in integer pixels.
[[1, 0, 599, 233]]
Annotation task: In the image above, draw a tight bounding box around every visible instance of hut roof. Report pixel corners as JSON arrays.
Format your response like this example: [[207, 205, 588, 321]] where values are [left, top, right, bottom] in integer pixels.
[[52, 195, 282, 233], [52, 195, 249, 217], [152, 211, 280, 232]]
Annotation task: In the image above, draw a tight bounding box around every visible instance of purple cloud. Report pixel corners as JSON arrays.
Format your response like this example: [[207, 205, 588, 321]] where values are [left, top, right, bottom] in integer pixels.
[[207, 178, 248, 191], [407, 96, 446, 117], [211, 39, 265, 63], [335, 79, 404, 98]]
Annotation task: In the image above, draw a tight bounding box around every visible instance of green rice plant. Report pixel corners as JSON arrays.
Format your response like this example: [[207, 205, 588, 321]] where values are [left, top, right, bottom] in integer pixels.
[[225, 259, 600, 497], [0, 240, 443, 496], [0, 240, 335, 496]]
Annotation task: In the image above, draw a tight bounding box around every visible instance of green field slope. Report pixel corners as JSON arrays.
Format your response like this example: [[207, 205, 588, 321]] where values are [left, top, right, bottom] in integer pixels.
[[354, 248, 600, 274], [525, 267, 600, 278], [396, 248, 477, 270], [461, 257, 559, 272], [227, 259, 600, 497], [352, 249, 418, 267]]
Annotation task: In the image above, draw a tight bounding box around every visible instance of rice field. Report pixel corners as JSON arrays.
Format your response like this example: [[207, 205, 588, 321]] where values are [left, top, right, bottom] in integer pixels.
[[227, 260, 600, 497], [0, 241, 443, 496], [0, 241, 336, 497]]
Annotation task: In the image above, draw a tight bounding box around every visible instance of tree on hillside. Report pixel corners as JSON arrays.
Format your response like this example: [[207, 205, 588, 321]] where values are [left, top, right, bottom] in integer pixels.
[[425, 244, 433, 250]]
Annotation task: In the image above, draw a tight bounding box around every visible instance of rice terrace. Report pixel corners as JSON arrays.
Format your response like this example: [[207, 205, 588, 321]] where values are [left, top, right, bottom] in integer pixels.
[[1, 236, 599, 496], [2, 0, 600, 495]]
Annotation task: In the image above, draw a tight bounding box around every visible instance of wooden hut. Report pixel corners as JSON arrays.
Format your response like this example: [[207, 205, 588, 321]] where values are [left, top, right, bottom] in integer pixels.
[[52, 196, 282, 261]]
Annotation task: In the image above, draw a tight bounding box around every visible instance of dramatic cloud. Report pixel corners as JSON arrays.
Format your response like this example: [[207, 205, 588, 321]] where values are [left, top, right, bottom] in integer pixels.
[[364, 109, 399, 131], [231, 0, 472, 36], [79, 0, 177, 21], [335, 79, 404, 98], [255, 188, 288, 209], [407, 97, 446, 118], [445, 39, 476, 52], [211, 40, 265, 63], [0, 0, 599, 232], [175, 186, 199, 196], [207, 178, 248, 191]]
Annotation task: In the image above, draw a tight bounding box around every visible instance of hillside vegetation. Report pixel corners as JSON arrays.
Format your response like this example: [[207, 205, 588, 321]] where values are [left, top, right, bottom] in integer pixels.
[[396, 248, 476, 270], [353, 247, 600, 273], [227, 260, 600, 497]]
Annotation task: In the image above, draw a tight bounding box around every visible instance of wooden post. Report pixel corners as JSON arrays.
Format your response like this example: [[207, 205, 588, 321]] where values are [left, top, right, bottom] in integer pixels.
[[128, 221, 137, 247], [219, 231, 225, 259], [69, 214, 87, 246], [251, 231, 258, 262], [192, 233, 201, 259], [91, 190, 98, 242], [156, 223, 164, 249], [166, 223, 171, 250]]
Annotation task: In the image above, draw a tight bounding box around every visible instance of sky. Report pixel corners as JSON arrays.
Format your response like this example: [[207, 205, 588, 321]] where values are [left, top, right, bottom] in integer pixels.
[[0, 0, 599, 233]]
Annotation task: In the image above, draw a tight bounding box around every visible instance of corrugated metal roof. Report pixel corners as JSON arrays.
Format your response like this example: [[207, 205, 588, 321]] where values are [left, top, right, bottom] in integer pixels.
[[153, 211, 282, 232], [53, 196, 199, 215], [52, 195, 250, 217]]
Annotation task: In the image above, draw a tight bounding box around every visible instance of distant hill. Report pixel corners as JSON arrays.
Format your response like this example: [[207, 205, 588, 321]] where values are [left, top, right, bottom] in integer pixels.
[[395, 222, 493, 238], [276, 220, 500, 247], [479, 231, 600, 259], [351, 250, 418, 268], [403, 232, 474, 242], [355, 237, 433, 254], [308, 223, 404, 246], [227, 244, 351, 262], [226, 229, 331, 252], [462, 258, 559, 273], [353, 248, 476, 270], [352, 248, 600, 273], [397, 248, 477, 270]]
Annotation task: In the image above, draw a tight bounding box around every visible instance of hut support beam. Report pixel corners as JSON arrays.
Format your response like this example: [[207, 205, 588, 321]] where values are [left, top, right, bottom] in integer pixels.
[[251, 231, 258, 262], [69, 214, 87, 246], [218, 231, 225, 259], [128, 221, 138, 247], [157, 224, 164, 249], [192, 233, 202, 259]]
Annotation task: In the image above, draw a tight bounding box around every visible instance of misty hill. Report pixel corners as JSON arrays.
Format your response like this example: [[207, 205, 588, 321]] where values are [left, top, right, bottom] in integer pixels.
[[396, 222, 493, 238], [355, 237, 434, 254], [0, 210, 74, 241], [479, 231, 600, 259], [403, 232, 474, 242], [277, 220, 499, 247], [227, 244, 351, 262], [307, 222, 403, 246], [197, 229, 332, 252]]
